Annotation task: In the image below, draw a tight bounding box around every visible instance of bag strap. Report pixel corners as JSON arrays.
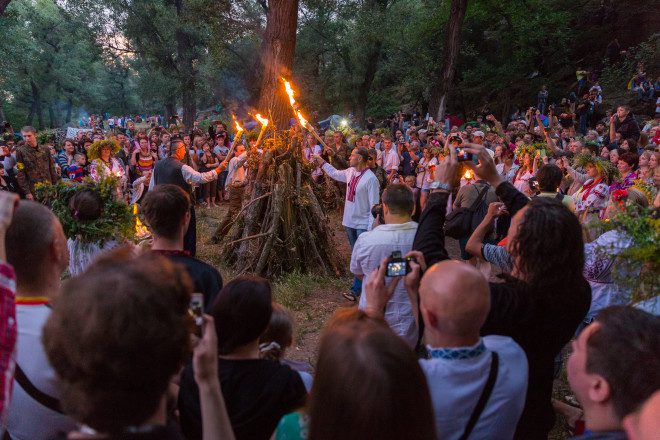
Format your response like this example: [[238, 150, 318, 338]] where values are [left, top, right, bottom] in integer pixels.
[[458, 351, 499, 440], [468, 184, 490, 212], [14, 364, 64, 414]]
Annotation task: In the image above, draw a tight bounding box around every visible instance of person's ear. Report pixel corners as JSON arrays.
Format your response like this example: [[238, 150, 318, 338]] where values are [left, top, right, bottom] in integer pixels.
[[183, 209, 191, 227], [588, 374, 612, 405], [420, 304, 437, 330]]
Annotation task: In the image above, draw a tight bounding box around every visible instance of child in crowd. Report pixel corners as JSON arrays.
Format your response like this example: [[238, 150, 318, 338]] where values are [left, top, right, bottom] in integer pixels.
[[67, 153, 87, 182], [259, 303, 313, 391]]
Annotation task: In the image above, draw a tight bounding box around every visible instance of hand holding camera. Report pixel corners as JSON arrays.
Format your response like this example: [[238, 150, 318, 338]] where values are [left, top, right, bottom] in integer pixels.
[[460, 143, 502, 188], [364, 256, 401, 318]]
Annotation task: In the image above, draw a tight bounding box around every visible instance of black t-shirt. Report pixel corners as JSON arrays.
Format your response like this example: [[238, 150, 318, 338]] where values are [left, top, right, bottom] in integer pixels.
[[153, 250, 223, 310], [178, 358, 307, 440]]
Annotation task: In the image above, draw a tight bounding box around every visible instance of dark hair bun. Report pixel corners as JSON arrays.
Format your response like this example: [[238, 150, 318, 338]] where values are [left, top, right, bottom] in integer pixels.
[[69, 190, 103, 221]]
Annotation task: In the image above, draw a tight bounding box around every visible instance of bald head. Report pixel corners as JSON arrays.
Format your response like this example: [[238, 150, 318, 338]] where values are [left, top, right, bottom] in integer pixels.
[[624, 390, 660, 440], [419, 260, 490, 339], [6, 201, 66, 289]]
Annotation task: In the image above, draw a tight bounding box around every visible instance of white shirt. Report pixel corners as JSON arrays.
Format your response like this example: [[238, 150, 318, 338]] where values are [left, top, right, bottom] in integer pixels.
[[382, 148, 400, 172], [420, 336, 528, 440], [321, 163, 380, 230], [148, 162, 219, 190], [225, 152, 247, 188], [353, 222, 419, 346], [5, 304, 76, 439]]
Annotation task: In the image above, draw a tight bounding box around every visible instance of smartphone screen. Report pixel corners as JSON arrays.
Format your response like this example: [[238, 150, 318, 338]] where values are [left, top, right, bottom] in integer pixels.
[[190, 293, 204, 336]]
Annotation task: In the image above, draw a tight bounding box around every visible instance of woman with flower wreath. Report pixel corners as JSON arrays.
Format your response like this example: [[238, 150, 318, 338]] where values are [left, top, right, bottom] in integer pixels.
[[495, 146, 519, 183], [89, 139, 127, 197], [417, 147, 437, 210], [567, 154, 615, 241], [511, 145, 537, 196], [580, 187, 649, 331]]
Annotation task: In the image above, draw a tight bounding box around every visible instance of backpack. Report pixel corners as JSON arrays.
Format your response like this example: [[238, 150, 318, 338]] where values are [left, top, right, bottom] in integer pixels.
[[444, 184, 491, 239]]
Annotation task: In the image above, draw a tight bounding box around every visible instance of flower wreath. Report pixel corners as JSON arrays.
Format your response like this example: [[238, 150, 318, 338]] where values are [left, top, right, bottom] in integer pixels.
[[87, 139, 121, 161], [514, 142, 545, 161], [34, 176, 136, 244], [573, 153, 620, 184]]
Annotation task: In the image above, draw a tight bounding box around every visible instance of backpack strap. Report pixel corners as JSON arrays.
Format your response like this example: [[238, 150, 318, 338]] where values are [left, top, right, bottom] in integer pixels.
[[458, 351, 499, 440], [468, 184, 490, 212], [14, 364, 64, 414]]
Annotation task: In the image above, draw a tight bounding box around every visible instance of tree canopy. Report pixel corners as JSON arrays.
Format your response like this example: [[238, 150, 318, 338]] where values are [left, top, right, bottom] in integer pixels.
[[0, 0, 657, 129]]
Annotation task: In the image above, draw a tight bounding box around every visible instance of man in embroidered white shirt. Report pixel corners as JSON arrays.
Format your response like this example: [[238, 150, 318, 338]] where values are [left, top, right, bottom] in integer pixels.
[[416, 261, 528, 440], [381, 138, 400, 182], [315, 147, 380, 301], [352, 184, 419, 346]]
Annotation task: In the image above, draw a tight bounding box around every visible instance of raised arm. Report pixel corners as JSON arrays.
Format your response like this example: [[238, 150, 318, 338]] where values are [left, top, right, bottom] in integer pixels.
[[463, 143, 529, 217], [315, 157, 349, 183], [412, 145, 458, 267], [466, 202, 505, 258]]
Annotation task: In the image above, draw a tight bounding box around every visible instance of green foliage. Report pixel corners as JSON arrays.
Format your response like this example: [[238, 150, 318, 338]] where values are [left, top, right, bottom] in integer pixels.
[[600, 35, 660, 107], [33, 177, 136, 244], [600, 205, 659, 302]]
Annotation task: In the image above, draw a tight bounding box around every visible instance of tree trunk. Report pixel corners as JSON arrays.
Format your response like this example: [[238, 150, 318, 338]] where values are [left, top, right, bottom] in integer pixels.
[[174, 0, 196, 130], [354, 0, 388, 126], [256, 0, 299, 130], [48, 103, 57, 128], [26, 101, 35, 127], [428, 0, 469, 122], [355, 40, 382, 126], [177, 31, 196, 130], [30, 80, 44, 130], [165, 96, 176, 123], [0, 0, 11, 16], [0, 96, 6, 123], [65, 98, 73, 123]]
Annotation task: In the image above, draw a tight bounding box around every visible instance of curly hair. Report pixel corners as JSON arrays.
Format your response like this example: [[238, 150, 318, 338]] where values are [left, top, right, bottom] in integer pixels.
[[42, 248, 192, 434], [509, 197, 585, 288]]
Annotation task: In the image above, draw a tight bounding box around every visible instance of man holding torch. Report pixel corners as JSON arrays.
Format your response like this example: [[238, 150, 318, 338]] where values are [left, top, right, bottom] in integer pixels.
[[314, 147, 380, 302], [150, 138, 233, 256]]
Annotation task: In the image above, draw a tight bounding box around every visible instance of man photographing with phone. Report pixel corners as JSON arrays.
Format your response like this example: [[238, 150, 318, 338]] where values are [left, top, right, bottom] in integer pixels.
[[350, 183, 420, 347]]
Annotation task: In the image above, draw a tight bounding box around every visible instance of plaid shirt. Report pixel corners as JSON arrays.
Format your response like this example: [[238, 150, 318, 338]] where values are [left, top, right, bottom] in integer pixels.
[[0, 263, 17, 424]]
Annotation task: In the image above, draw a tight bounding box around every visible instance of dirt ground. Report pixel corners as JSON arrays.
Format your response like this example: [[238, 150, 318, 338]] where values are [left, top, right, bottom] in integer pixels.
[[196, 201, 574, 440]]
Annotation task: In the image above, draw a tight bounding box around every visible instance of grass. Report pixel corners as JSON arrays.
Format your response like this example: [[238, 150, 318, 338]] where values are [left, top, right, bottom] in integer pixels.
[[272, 270, 348, 311]]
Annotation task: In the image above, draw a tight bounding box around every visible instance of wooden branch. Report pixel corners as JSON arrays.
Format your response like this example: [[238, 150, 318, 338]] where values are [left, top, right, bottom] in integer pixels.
[[233, 190, 273, 221], [225, 231, 270, 246]]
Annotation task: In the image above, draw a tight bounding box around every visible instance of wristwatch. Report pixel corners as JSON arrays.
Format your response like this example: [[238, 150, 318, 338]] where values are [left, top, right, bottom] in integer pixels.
[[429, 181, 452, 192]]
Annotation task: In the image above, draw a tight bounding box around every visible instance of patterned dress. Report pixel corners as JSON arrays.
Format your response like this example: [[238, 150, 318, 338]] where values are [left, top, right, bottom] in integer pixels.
[[609, 171, 638, 192]]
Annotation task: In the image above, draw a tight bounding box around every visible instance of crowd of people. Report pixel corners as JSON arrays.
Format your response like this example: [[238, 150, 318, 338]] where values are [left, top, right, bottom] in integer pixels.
[[0, 72, 659, 440]]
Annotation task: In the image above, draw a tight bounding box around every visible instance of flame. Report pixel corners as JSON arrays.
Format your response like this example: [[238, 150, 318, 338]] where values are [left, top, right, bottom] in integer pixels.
[[296, 111, 308, 128], [232, 114, 243, 132], [282, 77, 296, 107], [255, 113, 269, 127], [133, 203, 149, 238], [463, 169, 474, 180]]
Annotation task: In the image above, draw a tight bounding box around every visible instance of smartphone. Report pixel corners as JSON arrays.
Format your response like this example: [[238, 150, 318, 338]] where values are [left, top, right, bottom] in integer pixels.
[[456, 148, 478, 163], [190, 293, 204, 337]]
